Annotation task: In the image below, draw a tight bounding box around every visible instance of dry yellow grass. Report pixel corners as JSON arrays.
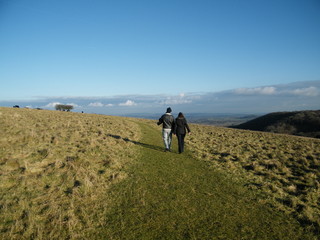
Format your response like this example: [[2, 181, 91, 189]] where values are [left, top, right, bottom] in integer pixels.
[[0, 107, 140, 239], [1, 107, 319, 238], [186, 124, 320, 231]]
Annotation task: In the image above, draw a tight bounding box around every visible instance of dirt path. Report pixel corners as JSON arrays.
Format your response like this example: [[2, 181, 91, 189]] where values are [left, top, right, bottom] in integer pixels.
[[102, 121, 312, 239]]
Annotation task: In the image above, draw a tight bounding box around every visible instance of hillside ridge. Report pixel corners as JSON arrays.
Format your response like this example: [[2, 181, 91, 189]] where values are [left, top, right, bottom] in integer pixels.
[[232, 110, 320, 138]]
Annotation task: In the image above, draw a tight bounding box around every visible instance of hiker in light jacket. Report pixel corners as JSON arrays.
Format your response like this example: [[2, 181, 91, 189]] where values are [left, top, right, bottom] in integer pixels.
[[174, 112, 191, 154], [157, 107, 175, 152]]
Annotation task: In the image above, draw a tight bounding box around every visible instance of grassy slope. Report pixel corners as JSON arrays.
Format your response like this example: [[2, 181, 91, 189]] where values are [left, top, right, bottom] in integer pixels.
[[0, 108, 318, 239], [186, 124, 320, 233], [232, 110, 320, 138], [0, 108, 140, 239], [101, 121, 314, 240]]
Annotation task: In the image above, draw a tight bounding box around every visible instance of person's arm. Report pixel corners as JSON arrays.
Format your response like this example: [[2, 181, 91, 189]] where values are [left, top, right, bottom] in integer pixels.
[[157, 116, 163, 125], [185, 119, 191, 133], [172, 117, 176, 134]]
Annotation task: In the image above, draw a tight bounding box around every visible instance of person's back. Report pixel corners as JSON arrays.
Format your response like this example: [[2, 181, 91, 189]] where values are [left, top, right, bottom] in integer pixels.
[[159, 113, 175, 129], [157, 107, 175, 151], [174, 112, 191, 154], [175, 117, 189, 135]]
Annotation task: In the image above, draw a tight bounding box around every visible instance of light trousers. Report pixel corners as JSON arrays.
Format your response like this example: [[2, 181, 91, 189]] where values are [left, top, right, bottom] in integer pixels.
[[162, 128, 172, 150]]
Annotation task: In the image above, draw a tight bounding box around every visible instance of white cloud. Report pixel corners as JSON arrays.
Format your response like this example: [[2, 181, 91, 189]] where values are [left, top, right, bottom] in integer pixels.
[[234, 87, 276, 95], [88, 102, 114, 107], [88, 102, 104, 107], [291, 86, 318, 96], [119, 100, 137, 106], [161, 98, 192, 105], [44, 102, 62, 108], [43, 102, 80, 109], [160, 93, 193, 105], [67, 103, 80, 108], [15, 80, 318, 114]]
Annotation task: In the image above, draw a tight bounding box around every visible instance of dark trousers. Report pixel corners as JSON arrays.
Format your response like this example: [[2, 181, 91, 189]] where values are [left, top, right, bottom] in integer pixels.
[[177, 134, 186, 153]]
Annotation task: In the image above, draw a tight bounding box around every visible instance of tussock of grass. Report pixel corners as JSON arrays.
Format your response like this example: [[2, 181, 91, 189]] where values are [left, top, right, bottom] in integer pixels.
[[186, 124, 320, 233], [0, 107, 140, 239]]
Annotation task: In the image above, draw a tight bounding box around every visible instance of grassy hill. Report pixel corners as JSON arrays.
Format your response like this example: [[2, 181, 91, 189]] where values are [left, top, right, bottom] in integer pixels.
[[232, 110, 320, 138], [0, 107, 319, 239], [0, 107, 140, 239], [187, 124, 320, 235]]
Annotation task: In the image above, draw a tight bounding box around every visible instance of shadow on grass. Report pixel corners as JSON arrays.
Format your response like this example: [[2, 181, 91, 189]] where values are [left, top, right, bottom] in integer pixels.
[[107, 134, 165, 152]]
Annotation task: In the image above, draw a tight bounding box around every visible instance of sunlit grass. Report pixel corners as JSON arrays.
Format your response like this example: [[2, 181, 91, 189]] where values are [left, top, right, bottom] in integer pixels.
[[1, 107, 319, 239], [0, 107, 140, 239], [186, 124, 320, 233]]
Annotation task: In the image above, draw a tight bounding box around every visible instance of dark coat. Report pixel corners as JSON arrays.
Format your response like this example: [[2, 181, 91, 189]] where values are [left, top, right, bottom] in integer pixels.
[[174, 117, 190, 135], [157, 113, 175, 129]]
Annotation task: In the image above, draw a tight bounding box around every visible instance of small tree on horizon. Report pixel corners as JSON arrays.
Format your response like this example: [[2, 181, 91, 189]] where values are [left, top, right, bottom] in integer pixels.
[[55, 104, 74, 112]]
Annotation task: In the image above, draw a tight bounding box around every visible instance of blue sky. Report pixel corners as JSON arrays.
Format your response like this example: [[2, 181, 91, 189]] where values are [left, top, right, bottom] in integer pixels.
[[0, 0, 319, 114]]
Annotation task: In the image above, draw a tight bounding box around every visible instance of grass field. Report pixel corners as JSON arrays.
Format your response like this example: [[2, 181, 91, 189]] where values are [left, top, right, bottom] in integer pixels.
[[186, 124, 320, 233], [0, 107, 319, 239], [0, 107, 140, 239]]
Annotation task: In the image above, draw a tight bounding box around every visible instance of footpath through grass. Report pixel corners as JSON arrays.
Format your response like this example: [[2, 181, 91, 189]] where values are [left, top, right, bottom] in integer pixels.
[[100, 121, 314, 240]]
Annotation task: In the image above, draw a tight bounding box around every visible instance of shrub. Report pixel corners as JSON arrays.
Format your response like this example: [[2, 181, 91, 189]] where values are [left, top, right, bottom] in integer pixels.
[[55, 104, 74, 112]]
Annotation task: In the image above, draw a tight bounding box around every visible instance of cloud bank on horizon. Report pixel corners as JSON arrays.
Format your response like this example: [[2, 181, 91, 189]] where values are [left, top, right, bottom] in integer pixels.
[[1, 81, 319, 115]]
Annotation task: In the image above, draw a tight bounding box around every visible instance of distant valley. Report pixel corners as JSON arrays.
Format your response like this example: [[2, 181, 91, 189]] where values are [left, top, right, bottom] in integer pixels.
[[124, 113, 260, 126], [125, 110, 320, 139]]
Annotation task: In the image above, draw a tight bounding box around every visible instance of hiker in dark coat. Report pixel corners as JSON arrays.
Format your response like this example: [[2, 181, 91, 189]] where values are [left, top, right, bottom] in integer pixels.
[[174, 112, 191, 154], [157, 107, 175, 152]]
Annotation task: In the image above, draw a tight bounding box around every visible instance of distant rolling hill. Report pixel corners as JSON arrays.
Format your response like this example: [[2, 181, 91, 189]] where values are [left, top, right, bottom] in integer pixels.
[[232, 110, 320, 138]]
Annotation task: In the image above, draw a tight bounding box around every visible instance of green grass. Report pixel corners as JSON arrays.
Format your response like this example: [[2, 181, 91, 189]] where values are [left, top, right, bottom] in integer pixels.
[[186, 124, 320, 233], [98, 121, 315, 239], [0, 108, 140, 239], [0, 107, 319, 239]]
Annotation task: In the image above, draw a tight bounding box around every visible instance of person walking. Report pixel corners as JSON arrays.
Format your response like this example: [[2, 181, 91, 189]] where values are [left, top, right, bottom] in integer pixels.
[[174, 112, 191, 154], [157, 107, 175, 152]]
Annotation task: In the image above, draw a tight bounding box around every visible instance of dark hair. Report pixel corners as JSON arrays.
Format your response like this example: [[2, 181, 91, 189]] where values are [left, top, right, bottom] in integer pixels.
[[178, 112, 184, 118], [166, 107, 172, 113]]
